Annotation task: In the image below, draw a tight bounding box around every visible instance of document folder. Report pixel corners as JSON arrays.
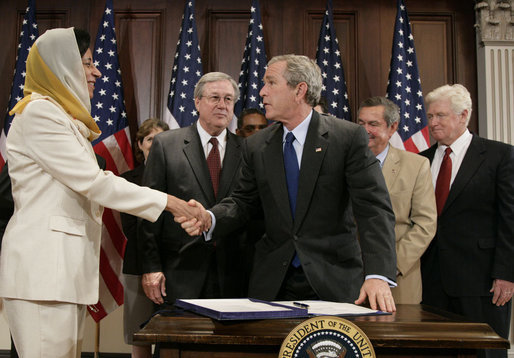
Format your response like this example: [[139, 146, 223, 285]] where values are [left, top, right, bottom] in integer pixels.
[[174, 298, 308, 320]]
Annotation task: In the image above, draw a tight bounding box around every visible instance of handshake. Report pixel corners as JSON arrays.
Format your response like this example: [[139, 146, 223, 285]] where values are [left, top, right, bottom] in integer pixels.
[[166, 195, 211, 236]]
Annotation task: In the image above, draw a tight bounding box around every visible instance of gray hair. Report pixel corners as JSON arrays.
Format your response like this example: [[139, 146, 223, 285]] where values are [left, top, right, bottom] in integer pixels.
[[194, 72, 239, 100], [358, 96, 400, 127], [425, 84, 472, 125], [268, 54, 322, 106]]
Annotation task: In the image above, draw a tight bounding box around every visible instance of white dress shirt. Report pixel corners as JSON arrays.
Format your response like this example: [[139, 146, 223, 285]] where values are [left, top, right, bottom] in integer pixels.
[[196, 122, 227, 163], [430, 129, 473, 187]]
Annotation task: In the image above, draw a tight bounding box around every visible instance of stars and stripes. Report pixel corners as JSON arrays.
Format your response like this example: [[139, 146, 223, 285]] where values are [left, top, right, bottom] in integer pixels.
[[0, 0, 38, 170], [164, 0, 203, 129], [386, 0, 429, 153], [88, 0, 133, 322], [315, 0, 351, 121], [234, 0, 268, 118]]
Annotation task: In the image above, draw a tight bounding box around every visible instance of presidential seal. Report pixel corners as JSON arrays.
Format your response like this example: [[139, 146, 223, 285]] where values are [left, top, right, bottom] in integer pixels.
[[279, 316, 375, 358]]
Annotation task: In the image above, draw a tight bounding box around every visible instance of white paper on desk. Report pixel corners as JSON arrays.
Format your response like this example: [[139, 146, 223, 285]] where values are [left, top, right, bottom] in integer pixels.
[[179, 298, 293, 312], [274, 300, 383, 316]]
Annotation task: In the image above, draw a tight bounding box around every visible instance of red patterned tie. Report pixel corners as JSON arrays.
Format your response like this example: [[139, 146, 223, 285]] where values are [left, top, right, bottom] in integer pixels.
[[435, 147, 452, 216], [207, 137, 221, 197]]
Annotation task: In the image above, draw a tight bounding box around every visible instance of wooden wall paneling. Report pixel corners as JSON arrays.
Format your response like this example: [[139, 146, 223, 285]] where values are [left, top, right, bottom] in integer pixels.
[[206, 10, 249, 81], [357, 2, 387, 107], [258, 0, 284, 58], [411, 15, 454, 89], [452, 3, 478, 134], [116, 11, 164, 134]]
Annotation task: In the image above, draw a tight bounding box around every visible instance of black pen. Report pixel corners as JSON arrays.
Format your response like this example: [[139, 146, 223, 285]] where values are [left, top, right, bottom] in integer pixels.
[[293, 301, 310, 309]]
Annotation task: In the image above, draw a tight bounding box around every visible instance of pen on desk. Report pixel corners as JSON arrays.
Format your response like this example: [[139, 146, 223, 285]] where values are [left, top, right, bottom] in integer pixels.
[[293, 302, 309, 309]]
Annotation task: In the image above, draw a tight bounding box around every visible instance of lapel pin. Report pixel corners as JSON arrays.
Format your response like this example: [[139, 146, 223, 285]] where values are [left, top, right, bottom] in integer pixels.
[[315, 147, 322, 152]]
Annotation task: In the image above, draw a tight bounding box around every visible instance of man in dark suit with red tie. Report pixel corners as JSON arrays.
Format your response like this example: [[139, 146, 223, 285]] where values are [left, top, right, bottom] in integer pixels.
[[139, 72, 244, 305], [420, 84, 514, 358]]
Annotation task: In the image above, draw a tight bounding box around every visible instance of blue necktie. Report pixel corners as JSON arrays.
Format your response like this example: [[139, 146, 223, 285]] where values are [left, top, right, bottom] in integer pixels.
[[284, 132, 301, 267], [284, 132, 299, 216]]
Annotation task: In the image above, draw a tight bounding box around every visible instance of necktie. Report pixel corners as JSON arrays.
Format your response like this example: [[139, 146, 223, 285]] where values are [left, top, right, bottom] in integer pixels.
[[435, 147, 452, 216], [283, 132, 301, 267], [207, 137, 221, 197], [284, 132, 299, 217]]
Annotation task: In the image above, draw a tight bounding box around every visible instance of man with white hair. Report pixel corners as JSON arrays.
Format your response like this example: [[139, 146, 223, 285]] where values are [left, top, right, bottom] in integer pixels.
[[420, 84, 514, 358]]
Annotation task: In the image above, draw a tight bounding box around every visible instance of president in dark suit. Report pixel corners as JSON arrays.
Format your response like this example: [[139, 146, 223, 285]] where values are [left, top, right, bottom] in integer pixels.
[[139, 72, 244, 305], [420, 84, 514, 358], [182, 55, 397, 312]]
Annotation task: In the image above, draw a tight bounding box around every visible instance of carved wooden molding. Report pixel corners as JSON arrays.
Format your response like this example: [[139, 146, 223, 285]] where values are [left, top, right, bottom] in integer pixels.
[[475, 0, 514, 42]]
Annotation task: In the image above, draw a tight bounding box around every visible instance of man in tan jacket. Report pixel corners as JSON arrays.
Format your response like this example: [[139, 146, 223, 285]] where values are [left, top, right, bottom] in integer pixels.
[[357, 96, 436, 303]]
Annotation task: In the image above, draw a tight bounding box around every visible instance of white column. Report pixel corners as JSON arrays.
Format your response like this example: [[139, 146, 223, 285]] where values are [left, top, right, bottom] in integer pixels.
[[475, 2, 514, 357], [475, 0, 514, 145]]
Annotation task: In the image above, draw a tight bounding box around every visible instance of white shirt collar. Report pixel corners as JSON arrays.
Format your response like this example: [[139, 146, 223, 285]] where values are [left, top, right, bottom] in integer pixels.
[[376, 144, 390, 168], [436, 129, 471, 157], [197, 121, 227, 151], [282, 110, 313, 145]]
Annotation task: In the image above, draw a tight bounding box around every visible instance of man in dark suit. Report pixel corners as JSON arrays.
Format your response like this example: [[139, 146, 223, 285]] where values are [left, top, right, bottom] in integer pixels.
[[420, 84, 514, 358], [181, 55, 397, 311], [139, 72, 244, 305]]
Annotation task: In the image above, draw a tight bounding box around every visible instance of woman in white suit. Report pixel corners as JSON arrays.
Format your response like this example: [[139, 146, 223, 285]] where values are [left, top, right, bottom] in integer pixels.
[[0, 27, 201, 358]]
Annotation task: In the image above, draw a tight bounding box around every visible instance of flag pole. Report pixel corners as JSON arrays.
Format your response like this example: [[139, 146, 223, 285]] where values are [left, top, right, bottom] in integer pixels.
[[94, 321, 100, 358]]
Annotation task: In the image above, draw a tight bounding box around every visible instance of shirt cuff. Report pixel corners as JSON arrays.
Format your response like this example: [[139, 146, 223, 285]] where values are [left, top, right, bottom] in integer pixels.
[[365, 274, 397, 287], [203, 210, 216, 242]]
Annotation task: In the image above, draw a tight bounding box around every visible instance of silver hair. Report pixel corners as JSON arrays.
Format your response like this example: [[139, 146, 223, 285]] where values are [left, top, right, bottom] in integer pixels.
[[358, 96, 400, 127], [194, 72, 239, 100], [425, 84, 472, 125], [268, 54, 322, 107]]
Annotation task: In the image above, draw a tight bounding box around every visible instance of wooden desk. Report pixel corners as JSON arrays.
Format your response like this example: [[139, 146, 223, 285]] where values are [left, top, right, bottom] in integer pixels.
[[134, 304, 509, 357]]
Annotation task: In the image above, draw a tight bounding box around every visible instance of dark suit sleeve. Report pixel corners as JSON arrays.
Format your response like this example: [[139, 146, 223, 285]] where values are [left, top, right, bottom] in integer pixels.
[[492, 144, 514, 282], [345, 126, 397, 281], [138, 137, 167, 274], [0, 163, 14, 242]]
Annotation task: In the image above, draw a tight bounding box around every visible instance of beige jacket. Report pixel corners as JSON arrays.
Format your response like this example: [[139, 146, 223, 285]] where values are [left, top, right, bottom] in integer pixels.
[[383, 146, 437, 303]]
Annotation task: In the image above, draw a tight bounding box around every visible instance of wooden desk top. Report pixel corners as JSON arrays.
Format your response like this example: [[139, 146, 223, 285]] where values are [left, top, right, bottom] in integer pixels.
[[134, 304, 510, 350]]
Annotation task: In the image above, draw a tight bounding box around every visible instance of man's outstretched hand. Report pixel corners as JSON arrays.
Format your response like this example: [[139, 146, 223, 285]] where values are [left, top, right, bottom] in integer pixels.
[[174, 199, 211, 236]]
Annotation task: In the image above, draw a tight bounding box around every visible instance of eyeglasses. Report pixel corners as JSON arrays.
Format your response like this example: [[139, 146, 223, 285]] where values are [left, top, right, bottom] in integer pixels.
[[202, 95, 234, 106]]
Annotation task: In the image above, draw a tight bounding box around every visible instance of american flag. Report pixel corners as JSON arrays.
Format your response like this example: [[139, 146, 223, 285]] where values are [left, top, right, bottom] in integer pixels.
[[386, 0, 429, 153], [315, 0, 351, 121], [164, 0, 203, 129], [234, 0, 268, 119], [88, 0, 133, 322], [0, 0, 38, 170]]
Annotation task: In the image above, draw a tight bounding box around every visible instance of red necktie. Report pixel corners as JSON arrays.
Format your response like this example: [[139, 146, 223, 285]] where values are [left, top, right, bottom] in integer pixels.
[[207, 137, 221, 197], [435, 147, 452, 216]]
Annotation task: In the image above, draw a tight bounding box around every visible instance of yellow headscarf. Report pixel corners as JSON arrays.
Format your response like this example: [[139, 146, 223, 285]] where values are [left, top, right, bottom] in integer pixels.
[[9, 28, 101, 141]]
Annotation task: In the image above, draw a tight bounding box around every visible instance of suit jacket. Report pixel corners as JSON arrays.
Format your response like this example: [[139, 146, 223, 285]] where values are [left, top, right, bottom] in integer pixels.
[[211, 111, 397, 302], [0, 155, 106, 245], [0, 163, 14, 243], [0, 97, 166, 304], [120, 164, 145, 275], [139, 123, 244, 302], [382, 146, 436, 303], [420, 134, 514, 297]]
